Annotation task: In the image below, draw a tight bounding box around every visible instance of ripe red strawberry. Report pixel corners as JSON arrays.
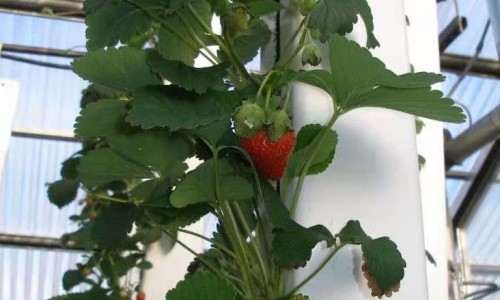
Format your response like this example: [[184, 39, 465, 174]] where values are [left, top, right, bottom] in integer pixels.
[[241, 130, 296, 180], [136, 291, 146, 300]]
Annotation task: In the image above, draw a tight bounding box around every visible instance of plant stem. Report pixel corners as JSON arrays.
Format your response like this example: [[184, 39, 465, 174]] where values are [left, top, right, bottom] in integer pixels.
[[277, 17, 308, 67], [213, 155, 256, 299], [232, 202, 269, 286], [163, 230, 246, 296], [290, 111, 340, 217], [177, 228, 236, 259], [281, 26, 308, 69], [285, 244, 346, 297], [187, 4, 250, 82], [92, 194, 141, 205], [256, 70, 276, 99]]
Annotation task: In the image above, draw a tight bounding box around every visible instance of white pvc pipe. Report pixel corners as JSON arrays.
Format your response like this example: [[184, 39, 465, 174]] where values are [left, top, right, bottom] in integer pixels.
[[278, 0, 430, 298]]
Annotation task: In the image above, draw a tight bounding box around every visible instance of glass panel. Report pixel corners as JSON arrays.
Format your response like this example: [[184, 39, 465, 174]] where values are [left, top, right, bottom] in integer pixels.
[[0, 137, 82, 237], [0, 247, 85, 300], [0, 13, 87, 132]]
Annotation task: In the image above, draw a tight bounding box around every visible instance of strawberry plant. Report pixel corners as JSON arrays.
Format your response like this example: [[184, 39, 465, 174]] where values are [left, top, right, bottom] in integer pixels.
[[47, 0, 465, 299]]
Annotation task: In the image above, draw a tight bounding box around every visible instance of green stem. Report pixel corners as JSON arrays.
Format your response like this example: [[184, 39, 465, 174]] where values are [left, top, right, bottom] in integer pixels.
[[213, 155, 256, 299], [285, 244, 346, 297], [256, 70, 276, 99], [92, 194, 141, 205], [232, 202, 269, 286], [174, 11, 221, 65], [277, 17, 308, 67], [282, 84, 293, 109], [187, 4, 250, 82], [290, 111, 340, 217], [177, 228, 236, 259], [281, 26, 308, 69], [163, 230, 246, 296]]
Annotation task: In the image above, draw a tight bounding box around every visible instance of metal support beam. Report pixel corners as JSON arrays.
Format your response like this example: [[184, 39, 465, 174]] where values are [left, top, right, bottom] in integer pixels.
[[487, 0, 500, 59], [452, 140, 500, 227], [11, 128, 80, 143], [439, 16, 467, 53], [440, 53, 500, 79], [471, 263, 500, 275], [0, 0, 83, 15], [445, 106, 500, 167], [0, 233, 85, 252], [1, 43, 85, 58]]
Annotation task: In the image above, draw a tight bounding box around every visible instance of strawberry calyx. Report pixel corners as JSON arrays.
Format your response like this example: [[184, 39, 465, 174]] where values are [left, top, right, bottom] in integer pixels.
[[234, 103, 266, 138]]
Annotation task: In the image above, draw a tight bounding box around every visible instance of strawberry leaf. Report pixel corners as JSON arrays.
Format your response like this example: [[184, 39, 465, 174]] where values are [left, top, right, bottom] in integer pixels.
[[165, 272, 237, 300], [308, 0, 379, 48], [85, 0, 152, 51], [47, 179, 79, 209], [232, 19, 272, 63], [286, 125, 338, 177], [158, 1, 212, 66], [62, 270, 85, 291], [74, 99, 129, 137], [72, 47, 161, 93], [273, 222, 335, 268], [247, 0, 284, 17], [147, 52, 227, 94], [78, 131, 191, 187], [126, 86, 240, 130], [91, 203, 137, 249], [170, 159, 253, 208], [338, 220, 371, 245], [361, 237, 406, 294]]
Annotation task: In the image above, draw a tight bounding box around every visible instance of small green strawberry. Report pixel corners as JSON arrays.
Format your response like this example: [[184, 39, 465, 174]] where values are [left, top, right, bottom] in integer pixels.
[[266, 109, 293, 142], [234, 103, 266, 138], [295, 0, 318, 15], [302, 43, 322, 66], [290, 293, 311, 300]]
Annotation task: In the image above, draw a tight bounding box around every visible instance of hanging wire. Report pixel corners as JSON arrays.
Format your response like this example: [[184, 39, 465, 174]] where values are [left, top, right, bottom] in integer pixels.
[[446, 20, 491, 127]]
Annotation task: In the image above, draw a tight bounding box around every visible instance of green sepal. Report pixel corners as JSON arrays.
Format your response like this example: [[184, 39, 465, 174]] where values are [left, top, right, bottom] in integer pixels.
[[266, 110, 292, 142], [234, 103, 266, 138]]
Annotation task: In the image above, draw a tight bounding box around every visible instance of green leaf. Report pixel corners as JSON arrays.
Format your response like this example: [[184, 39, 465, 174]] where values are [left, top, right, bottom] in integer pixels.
[[326, 35, 465, 122], [72, 47, 161, 93], [247, 0, 284, 17], [127, 86, 240, 130], [170, 159, 253, 208], [48, 290, 109, 300], [165, 272, 237, 300], [260, 177, 292, 229], [232, 19, 272, 63], [191, 118, 233, 147], [147, 51, 227, 94], [137, 260, 154, 270], [61, 224, 95, 250], [91, 203, 137, 248], [361, 237, 406, 293], [338, 220, 371, 245], [114, 254, 140, 276], [347, 87, 466, 123], [158, 1, 212, 65], [47, 179, 79, 209], [147, 203, 211, 229], [286, 125, 338, 177], [85, 0, 152, 51], [130, 179, 172, 208], [62, 270, 85, 291], [83, 0, 106, 15], [308, 0, 379, 48], [60, 157, 80, 180], [74, 99, 128, 137], [293, 70, 336, 97], [78, 131, 191, 187], [273, 222, 335, 268]]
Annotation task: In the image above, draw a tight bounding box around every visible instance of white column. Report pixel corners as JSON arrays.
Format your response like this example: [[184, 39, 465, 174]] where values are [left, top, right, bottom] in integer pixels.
[[280, 0, 430, 298], [404, 0, 450, 299], [0, 79, 19, 182]]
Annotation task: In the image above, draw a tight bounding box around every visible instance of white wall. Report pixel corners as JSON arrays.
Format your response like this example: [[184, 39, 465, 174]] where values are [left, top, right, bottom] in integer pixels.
[[0, 79, 19, 182]]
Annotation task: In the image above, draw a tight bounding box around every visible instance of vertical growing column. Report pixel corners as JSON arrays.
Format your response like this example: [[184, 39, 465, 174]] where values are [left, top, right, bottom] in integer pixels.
[[277, 0, 430, 298], [0, 80, 19, 181]]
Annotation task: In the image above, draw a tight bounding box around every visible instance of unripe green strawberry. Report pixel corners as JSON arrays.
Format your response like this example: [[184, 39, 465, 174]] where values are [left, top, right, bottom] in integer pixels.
[[223, 8, 249, 36], [290, 294, 311, 300], [295, 0, 318, 15], [266, 110, 292, 142], [241, 130, 296, 180], [234, 103, 266, 138], [301, 43, 322, 66]]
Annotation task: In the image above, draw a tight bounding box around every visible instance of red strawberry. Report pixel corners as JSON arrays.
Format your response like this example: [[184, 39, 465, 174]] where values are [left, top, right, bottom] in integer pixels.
[[241, 130, 296, 180], [136, 291, 146, 300]]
